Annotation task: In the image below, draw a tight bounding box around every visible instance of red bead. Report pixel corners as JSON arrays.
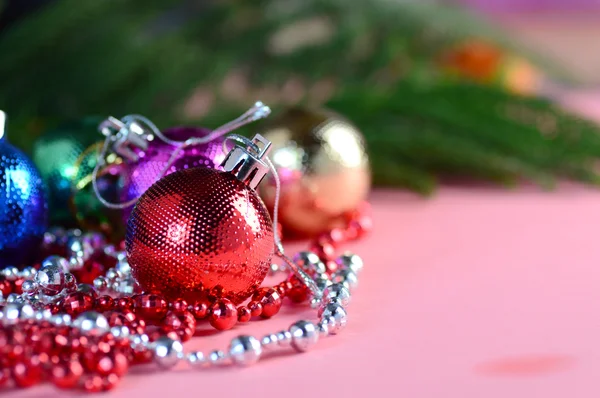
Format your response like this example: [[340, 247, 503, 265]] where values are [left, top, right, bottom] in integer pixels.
[[96, 352, 129, 376], [61, 292, 94, 317], [83, 375, 104, 392], [325, 260, 338, 273], [12, 278, 24, 294], [51, 361, 83, 389], [191, 301, 209, 319], [12, 356, 43, 388], [95, 295, 115, 312], [0, 368, 9, 387], [0, 279, 11, 296], [162, 311, 196, 342], [287, 277, 309, 303], [103, 373, 121, 391], [134, 294, 168, 322], [248, 301, 262, 317], [209, 299, 238, 330], [170, 298, 188, 314], [237, 306, 251, 323], [162, 312, 182, 332], [276, 284, 287, 297], [311, 242, 336, 261], [254, 288, 282, 318], [117, 297, 134, 311]]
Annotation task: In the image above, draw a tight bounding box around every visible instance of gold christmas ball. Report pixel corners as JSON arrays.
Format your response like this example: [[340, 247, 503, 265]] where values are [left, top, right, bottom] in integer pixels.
[[258, 107, 370, 238]]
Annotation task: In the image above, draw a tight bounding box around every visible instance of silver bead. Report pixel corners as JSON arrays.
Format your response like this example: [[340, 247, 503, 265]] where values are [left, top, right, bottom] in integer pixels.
[[105, 268, 119, 281], [103, 245, 116, 257], [315, 273, 332, 291], [83, 232, 106, 249], [93, 276, 108, 291], [20, 266, 37, 279], [110, 325, 130, 339], [2, 303, 34, 325], [187, 351, 207, 368], [66, 228, 82, 238], [43, 231, 57, 246], [276, 330, 292, 347], [293, 251, 326, 274], [66, 236, 94, 261], [336, 253, 364, 274], [115, 260, 131, 276], [332, 269, 358, 291], [73, 312, 109, 336], [269, 263, 280, 275], [77, 284, 97, 296], [310, 297, 322, 309], [6, 293, 19, 303], [68, 256, 85, 271], [2, 266, 19, 280], [317, 321, 329, 337], [153, 337, 183, 368], [261, 333, 279, 350], [289, 320, 319, 352], [323, 283, 351, 307], [50, 314, 72, 326], [130, 334, 150, 352], [36, 256, 68, 295], [208, 350, 228, 366], [229, 335, 262, 366], [21, 280, 38, 294], [64, 273, 77, 291], [319, 303, 347, 335]]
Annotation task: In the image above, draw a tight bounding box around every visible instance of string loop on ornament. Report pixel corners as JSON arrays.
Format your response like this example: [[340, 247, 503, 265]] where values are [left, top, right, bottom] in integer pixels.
[[92, 102, 272, 210], [223, 134, 323, 299]]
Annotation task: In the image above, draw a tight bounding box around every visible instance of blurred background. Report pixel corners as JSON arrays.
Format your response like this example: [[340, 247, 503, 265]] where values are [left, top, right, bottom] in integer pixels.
[[2, 0, 600, 239]]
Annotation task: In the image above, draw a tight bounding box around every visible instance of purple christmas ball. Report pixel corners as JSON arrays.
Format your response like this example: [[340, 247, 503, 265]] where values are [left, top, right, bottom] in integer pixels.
[[121, 126, 226, 222]]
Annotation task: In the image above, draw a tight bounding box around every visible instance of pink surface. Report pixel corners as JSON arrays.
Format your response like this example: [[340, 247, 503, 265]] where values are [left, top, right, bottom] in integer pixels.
[[7, 184, 600, 398]]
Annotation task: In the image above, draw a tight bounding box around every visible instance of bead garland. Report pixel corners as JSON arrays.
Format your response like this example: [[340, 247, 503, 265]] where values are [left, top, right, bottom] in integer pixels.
[[0, 205, 370, 392]]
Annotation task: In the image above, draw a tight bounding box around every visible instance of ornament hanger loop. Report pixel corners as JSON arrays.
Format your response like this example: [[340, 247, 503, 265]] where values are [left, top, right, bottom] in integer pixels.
[[92, 102, 271, 210]]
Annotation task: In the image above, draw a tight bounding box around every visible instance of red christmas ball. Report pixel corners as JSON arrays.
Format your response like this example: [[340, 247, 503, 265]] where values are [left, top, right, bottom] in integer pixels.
[[126, 167, 274, 304]]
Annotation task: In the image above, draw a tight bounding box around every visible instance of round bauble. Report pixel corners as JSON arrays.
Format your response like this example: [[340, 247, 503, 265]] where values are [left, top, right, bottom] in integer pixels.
[[0, 112, 48, 268], [258, 107, 370, 238], [32, 117, 102, 225], [120, 126, 226, 223], [70, 142, 125, 241], [126, 167, 273, 304]]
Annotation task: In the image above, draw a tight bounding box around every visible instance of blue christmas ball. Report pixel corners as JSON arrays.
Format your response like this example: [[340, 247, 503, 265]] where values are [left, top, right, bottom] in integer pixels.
[[0, 113, 48, 268]]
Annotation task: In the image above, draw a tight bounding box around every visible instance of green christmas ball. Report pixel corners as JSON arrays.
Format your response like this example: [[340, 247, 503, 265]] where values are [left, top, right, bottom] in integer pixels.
[[32, 117, 103, 225]]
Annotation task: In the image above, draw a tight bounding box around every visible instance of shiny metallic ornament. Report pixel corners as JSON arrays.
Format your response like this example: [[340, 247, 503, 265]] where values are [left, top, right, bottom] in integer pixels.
[[293, 251, 326, 275], [153, 336, 184, 368], [0, 111, 48, 268], [35, 256, 68, 295], [32, 117, 101, 225], [323, 283, 351, 307], [335, 253, 364, 274], [289, 320, 319, 352], [72, 312, 109, 336], [333, 269, 359, 291], [259, 107, 370, 237], [229, 335, 262, 366], [126, 135, 274, 304], [319, 303, 347, 335], [120, 126, 226, 223], [70, 143, 125, 241]]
